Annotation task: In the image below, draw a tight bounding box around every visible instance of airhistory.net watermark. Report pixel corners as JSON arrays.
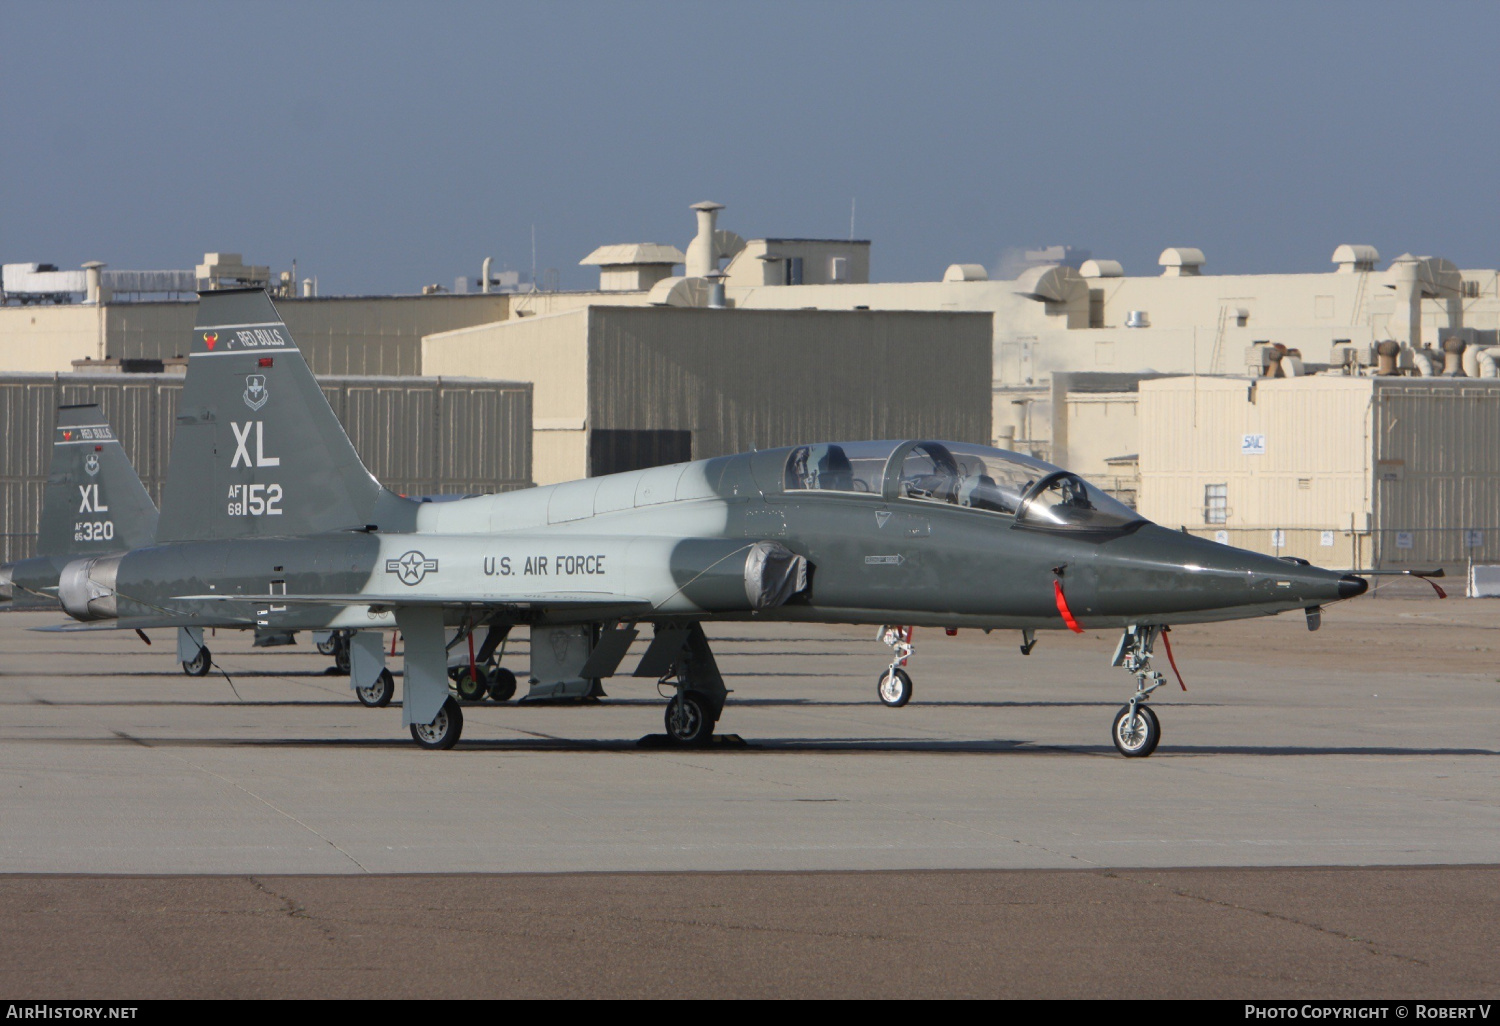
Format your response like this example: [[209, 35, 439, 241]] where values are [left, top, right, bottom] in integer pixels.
[[5, 1008, 137, 1020]]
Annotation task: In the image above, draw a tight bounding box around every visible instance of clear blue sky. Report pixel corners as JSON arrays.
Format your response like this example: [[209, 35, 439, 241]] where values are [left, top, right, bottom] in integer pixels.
[[3, 0, 1497, 294]]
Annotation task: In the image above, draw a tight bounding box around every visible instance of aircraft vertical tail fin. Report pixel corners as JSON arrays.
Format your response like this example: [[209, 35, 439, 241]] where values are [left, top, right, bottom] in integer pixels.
[[36, 404, 158, 558], [156, 289, 415, 542]]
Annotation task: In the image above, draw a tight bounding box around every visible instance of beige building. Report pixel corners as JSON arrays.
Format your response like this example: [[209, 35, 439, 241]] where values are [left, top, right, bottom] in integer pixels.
[[556, 203, 1500, 486], [0, 291, 516, 376], [1137, 375, 1500, 573]]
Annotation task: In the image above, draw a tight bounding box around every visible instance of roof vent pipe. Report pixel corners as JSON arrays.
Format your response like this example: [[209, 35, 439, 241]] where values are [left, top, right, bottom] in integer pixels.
[[1375, 339, 1401, 375], [1442, 336, 1467, 376], [1411, 346, 1435, 377], [685, 201, 724, 278], [481, 257, 493, 294], [82, 261, 107, 304], [707, 274, 726, 309]]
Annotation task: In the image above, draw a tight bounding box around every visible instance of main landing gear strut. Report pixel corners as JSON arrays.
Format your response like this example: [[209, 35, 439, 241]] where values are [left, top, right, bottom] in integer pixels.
[[1109, 625, 1173, 758], [660, 623, 728, 745]]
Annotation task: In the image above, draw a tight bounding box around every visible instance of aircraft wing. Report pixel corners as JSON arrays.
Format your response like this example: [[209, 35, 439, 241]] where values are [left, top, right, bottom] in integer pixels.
[[172, 592, 656, 610], [30, 613, 258, 633]]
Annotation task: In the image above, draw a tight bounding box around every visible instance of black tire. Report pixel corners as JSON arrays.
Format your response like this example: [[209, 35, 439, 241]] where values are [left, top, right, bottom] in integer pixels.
[[316, 634, 338, 656], [410, 696, 464, 750], [877, 667, 913, 707], [664, 693, 715, 745], [355, 668, 395, 708], [488, 667, 518, 702], [1112, 703, 1161, 758], [182, 646, 212, 677], [454, 666, 489, 702], [333, 643, 351, 676]]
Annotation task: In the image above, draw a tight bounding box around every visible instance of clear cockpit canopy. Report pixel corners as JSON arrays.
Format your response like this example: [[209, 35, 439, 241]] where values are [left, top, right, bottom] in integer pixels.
[[783, 441, 893, 495], [783, 440, 1143, 534], [1011, 469, 1143, 533]]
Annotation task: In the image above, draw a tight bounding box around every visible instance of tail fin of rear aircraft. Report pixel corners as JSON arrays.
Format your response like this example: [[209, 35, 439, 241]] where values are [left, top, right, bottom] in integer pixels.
[[155, 289, 416, 542], [36, 404, 158, 558]]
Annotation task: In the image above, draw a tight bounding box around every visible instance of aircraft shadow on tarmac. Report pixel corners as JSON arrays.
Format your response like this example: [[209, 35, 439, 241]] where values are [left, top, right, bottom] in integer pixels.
[[12, 696, 1218, 711], [55, 733, 1500, 758]]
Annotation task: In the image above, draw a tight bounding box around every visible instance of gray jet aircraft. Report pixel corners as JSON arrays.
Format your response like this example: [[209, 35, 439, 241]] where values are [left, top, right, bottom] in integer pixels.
[[48, 289, 1372, 756], [1, 403, 159, 609]]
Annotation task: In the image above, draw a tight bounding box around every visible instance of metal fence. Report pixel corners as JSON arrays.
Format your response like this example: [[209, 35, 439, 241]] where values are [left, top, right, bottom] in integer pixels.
[[0, 372, 532, 563]]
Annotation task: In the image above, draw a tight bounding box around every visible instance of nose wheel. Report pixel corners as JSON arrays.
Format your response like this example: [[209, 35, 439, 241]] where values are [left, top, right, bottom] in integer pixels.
[[878, 667, 913, 707], [1112, 703, 1160, 757]]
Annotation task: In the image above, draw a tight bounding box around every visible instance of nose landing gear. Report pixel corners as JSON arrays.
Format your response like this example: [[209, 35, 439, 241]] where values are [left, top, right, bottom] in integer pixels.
[[1110, 625, 1168, 758], [877, 626, 915, 707]]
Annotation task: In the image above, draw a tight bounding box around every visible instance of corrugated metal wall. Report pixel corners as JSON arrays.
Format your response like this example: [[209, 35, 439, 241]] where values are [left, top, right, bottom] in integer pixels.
[[0, 372, 531, 562], [104, 294, 513, 376], [1139, 376, 1374, 535], [586, 307, 992, 462], [1373, 379, 1500, 566]]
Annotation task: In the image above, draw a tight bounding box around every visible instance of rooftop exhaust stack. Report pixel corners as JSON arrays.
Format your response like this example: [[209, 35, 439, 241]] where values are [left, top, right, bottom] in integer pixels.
[[685, 201, 724, 278], [82, 262, 107, 305]]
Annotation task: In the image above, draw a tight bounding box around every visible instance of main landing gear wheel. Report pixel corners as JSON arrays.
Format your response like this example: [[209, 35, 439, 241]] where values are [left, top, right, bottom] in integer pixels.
[[182, 646, 212, 677], [1112, 704, 1161, 758], [411, 696, 464, 750], [316, 634, 339, 656], [454, 667, 488, 702], [664, 693, 715, 745], [878, 667, 913, 707], [355, 668, 395, 708], [487, 667, 518, 702]]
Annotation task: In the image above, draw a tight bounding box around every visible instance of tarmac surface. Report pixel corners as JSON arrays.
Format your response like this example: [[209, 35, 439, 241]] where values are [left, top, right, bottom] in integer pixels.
[[2, 588, 1498, 996], [3, 867, 1497, 998]]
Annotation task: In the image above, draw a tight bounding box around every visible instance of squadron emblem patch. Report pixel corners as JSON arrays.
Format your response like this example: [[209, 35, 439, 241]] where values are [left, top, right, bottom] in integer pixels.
[[243, 374, 269, 411]]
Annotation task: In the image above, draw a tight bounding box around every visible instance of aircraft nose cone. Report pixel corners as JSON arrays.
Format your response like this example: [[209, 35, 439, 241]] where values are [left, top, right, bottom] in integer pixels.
[[1338, 574, 1368, 600]]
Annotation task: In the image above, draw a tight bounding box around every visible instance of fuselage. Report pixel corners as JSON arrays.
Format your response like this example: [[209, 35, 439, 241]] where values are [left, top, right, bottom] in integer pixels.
[[62, 440, 1365, 632]]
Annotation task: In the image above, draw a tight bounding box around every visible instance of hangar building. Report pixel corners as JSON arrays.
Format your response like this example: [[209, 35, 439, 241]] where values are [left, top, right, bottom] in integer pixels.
[[424, 305, 993, 483]]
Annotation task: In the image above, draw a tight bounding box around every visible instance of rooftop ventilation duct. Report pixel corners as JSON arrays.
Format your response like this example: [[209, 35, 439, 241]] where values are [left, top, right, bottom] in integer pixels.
[[942, 263, 988, 282], [1079, 259, 1124, 278], [1158, 247, 1205, 277], [580, 243, 687, 292], [1013, 264, 1077, 302], [1332, 244, 1379, 273]]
